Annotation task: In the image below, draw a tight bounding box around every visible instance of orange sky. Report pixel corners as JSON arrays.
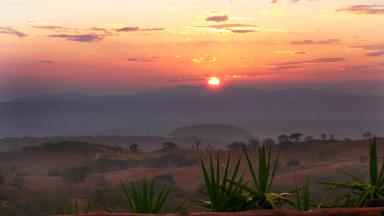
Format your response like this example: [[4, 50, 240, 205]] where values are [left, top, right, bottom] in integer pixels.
[[0, 0, 383, 98]]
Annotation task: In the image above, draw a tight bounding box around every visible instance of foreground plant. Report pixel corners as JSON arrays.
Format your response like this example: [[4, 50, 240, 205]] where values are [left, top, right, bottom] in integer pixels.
[[292, 178, 310, 211], [48, 199, 89, 215], [240, 145, 290, 209], [322, 137, 384, 207], [196, 154, 249, 212], [115, 178, 173, 213]]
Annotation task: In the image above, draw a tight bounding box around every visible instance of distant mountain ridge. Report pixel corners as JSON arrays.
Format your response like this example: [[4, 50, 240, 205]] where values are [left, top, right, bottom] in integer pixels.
[[169, 124, 254, 142], [1, 86, 383, 137]]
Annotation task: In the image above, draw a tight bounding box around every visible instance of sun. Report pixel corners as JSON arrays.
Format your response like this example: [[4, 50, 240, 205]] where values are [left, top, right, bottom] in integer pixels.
[[208, 76, 221, 86]]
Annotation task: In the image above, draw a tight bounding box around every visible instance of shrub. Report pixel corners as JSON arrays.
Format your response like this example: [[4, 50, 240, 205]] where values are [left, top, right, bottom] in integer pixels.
[[141, 155, 197, 168], [105, 178, 174, 213], [162, 142, 179, 151], [321, 137, 384, 207], [0, 173, 5, 186], [47, 168, 62, 177], [61, 166, 90, 183], [286, 159, 300, 168], [196, 154, 249, 212], [48, 199, 89, 215], [241, 145, 290, 209]]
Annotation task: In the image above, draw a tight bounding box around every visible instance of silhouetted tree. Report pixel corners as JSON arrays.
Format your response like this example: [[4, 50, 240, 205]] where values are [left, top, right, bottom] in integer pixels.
[[318, 150, 337, 160], [129, 143, 139, 153], [329, 134, 335, 140], [278, 134, 289, 143], [61, 166, 90, 183], [162, 142, 179, 151], [304, 136, 314, 142], [11, 176, 24, 189], [362, 132, 372, 139], [320, 134, 327, 141], [262, 138, 275, 146], [289, 133, 303, 143], [0, 173, 4, 186], [194, 140, 202, 150], [286, 159, 300, 168], [248, 138, 260, 150], [227, 141, 247, 150]]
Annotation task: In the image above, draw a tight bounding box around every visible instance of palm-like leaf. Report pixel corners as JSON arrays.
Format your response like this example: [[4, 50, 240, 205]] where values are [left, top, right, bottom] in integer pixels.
[[196, 154, 249, 212], [320, 137, 384, 207], [48, 199, 89, 215], [119, 178, 172, 213], [239, 145, 287, 209]]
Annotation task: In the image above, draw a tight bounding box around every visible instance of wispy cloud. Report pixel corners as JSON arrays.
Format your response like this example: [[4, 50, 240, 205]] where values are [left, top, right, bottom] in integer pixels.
[[36, 59, 54, 64], [204, 23, 258, 29], [352, 44, 384, 50], [126, 56, 159, 62], [231, 29, 255, 33], [116, 27, 139, 32], [367, 51, 384, 57], [116, 27, 164, 32], [199, 23, 257, 33], [352, 44, 384, 57], [191, 55, 216, 64], [290, 39, 339, 45], [270, 57, 345, 67], [337, 4, 384, 15], [0, 26, 27, 37], [270, 65, 303, 71], [32, 25, 68, 30], [271, 0, 312, 4], [206, 15, 229, 22], [48, 33, 103, 42], [274, 50, 308, 55]]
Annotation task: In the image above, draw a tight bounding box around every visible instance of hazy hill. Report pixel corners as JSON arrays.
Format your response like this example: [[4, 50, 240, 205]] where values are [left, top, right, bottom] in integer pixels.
[[169, 124, 254, 142], [0, 86, 383, 137]]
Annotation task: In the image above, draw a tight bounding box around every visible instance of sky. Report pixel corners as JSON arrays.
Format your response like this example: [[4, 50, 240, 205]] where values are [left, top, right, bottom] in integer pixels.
[[0, 0, 383, 99]]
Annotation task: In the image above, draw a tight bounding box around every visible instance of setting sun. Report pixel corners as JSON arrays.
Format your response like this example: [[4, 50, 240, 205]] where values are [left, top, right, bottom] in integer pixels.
[[208, 77, 221, 86]]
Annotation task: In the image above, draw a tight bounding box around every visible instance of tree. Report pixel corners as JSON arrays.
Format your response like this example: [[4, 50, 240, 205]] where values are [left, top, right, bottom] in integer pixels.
[[362, 132, 372, 139], [61, 166, 90, 183], [278, 134, 289, 144], [320, 134, 327, 141], [0, 173, 4, 186], [286, 159, 300, 168], [11, 176, 24, 189], [262, 138, 275, 146], [248, 138, 260, 150], [162, 142, 178, 151], [329, 134, 335, 140], [289, 133, 303, 143], [318, 150, 337, 160], [304, 136, 314, 142], [227, 141, 247, 150], [129, 143, 139, 153], [194, 140, 202, 150]]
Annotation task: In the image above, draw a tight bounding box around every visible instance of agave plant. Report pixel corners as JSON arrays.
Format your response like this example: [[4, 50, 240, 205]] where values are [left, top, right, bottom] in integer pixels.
[[48, 199, 89, 215], [292, 178, 310, 211], [196, 154, 249, 212], [240, 145, 290, 209], [119, 178, 172, 213], [322, 137, 384, 207]]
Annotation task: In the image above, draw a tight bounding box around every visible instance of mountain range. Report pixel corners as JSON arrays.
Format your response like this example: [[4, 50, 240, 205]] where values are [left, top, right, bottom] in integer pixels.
[[0, 86, 383, 138]]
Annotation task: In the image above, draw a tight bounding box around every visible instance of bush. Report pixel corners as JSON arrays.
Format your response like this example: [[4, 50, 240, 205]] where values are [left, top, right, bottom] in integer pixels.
[[141, 155, 197, 168], [61, 166, 90, 183], [47, 168, 62, 177], [286, 159, 300, 168], [0, 173, 4, 186], [90, 158, 138, 172]]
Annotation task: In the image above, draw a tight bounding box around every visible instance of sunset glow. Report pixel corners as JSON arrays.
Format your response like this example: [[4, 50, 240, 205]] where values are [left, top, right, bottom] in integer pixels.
[[0, 0, 383, 99], [208, 77, 221, 86]]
